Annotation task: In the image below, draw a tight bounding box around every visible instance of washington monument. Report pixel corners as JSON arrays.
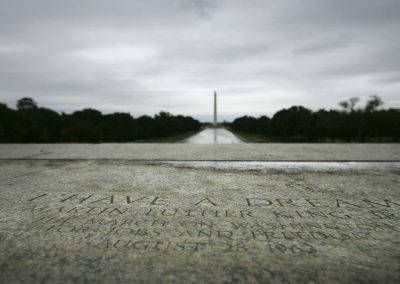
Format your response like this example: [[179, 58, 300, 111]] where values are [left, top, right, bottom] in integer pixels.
[[213, 91, 217, 126]]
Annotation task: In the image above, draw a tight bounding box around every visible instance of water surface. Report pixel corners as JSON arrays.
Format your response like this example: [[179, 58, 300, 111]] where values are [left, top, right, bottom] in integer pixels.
[[183, 128, 244, 144]]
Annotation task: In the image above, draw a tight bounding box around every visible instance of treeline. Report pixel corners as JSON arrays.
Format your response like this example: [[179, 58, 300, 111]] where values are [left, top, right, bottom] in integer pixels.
[[0, 98, 201, 142], [231, 96, 400, 142]]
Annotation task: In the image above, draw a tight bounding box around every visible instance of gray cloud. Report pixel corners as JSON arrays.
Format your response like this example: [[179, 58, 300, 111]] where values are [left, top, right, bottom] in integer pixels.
[[0, 0, 399, 121]]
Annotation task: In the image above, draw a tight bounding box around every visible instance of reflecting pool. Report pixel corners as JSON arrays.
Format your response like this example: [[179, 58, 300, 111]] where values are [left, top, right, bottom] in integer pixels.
[[183, 128, 244, 144]]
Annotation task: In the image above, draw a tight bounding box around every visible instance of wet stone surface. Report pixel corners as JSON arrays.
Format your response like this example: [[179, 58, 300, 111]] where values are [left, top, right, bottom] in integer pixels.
[[0, 144, 399, 283]]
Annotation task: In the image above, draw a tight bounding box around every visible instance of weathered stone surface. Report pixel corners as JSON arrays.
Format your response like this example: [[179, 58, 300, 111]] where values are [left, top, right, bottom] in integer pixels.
[[0, 143, 399, 161], [0, 144, 399, 283]]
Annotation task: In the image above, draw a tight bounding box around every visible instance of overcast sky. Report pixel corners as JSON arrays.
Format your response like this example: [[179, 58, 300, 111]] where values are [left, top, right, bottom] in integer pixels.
[[0, 0, 399, 121]]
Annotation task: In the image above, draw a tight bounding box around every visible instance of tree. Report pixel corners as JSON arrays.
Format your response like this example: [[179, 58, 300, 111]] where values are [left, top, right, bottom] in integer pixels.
[[231, 116, 259, 133], [0, 103, 17, 142], [103, 112, 136, 141], [61, 109, 104, 142], [271, 106, 313, 141], [339, 97, 359, 112], [17, 97, 38, 110], [365, 95, 383, 112], [338, 101, 349, 111]]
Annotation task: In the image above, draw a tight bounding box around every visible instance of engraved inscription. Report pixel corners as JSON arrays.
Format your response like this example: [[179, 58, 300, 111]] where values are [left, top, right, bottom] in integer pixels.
[[1, 192, 395, 255]]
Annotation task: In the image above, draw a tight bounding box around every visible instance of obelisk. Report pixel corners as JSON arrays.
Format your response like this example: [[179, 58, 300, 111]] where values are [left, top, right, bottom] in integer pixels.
[[213, 91, 217, 126]]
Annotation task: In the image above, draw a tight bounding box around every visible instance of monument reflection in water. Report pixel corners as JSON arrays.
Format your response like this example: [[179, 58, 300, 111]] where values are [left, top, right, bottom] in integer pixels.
[[183, 128, 244, 144], [183, 91, 244, 144]]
